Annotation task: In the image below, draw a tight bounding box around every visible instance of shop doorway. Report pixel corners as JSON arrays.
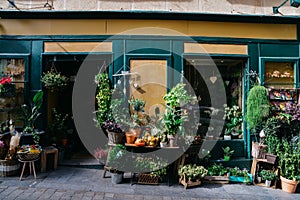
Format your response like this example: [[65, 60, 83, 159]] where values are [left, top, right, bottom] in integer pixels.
[[43, 54, 111, 164]]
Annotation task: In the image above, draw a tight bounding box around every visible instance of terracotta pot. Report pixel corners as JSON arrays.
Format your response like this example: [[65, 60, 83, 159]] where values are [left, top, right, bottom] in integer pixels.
[[280, 176, 299, 193], [129, 128, 142, 138], [125, 133, 136, 144], [61, 138, 68, 146]]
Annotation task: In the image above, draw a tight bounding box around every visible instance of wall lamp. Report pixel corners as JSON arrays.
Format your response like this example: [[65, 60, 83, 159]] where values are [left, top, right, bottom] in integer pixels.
[[273, 0, 300, 14]]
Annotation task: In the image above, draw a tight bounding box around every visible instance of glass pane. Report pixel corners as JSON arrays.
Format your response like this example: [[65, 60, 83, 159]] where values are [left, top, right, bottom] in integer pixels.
[[129, 60, 167, 118], [264, 62, 294, 89], [0, 58, 25, 127]]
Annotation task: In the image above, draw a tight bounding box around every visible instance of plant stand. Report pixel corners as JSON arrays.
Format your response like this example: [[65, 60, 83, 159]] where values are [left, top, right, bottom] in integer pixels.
[[179, 173, 201, 190]]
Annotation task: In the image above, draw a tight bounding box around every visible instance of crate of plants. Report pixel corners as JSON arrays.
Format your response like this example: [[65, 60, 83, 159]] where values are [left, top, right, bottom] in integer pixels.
[[17, 144, 42, 161], [228, 167, 253, 184], [178, 164, 208, 190], [204, 163, 230, 184]]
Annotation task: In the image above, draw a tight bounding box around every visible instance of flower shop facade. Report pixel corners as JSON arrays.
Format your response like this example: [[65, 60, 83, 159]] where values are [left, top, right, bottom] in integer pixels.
[[0, 11, 299, 168]]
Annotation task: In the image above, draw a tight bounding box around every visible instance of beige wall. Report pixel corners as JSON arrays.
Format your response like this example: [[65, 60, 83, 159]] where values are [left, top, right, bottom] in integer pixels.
[[0, 0, 299, 16]]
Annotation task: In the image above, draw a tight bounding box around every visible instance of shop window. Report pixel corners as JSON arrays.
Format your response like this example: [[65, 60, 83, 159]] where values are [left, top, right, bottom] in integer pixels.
[[0, 58, 25, 127], [184, 57, 245, 139]]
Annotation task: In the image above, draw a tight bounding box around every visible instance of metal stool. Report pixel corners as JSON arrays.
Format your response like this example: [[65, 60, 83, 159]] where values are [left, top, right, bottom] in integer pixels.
[[41, 146, 58, 172]]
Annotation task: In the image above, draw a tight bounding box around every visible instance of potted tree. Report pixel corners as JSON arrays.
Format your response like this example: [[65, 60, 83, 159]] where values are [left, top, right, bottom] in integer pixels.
[[277, 139, 300, 193]]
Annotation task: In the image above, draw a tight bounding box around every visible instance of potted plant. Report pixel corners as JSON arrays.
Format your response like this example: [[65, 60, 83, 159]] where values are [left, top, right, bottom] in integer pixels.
[[20, 90, 44, 146], [107, 144, 127, 184], [222, 146, 234, 161], [0, 76, 16, 97], [41, 69, 69, 92], [259, 169, 278, 187], [48, 108, 69, 146], [178, 164, 208, 189], [246, 84, 270, 158], [101, 120, 124, 145], [277, 139, 300, 193], [128, 96, 146, 113]]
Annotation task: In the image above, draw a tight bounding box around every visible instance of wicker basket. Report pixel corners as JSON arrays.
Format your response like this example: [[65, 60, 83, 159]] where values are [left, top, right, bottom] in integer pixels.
[[138, 173, 159, 185], [107, 131, 124, 144], [0, 159, 21, 177], [17, 151, 40, 161]]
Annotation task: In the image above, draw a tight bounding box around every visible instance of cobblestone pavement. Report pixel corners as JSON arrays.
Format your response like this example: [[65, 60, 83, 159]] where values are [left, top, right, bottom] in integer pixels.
[[0, 166, 299, 200]]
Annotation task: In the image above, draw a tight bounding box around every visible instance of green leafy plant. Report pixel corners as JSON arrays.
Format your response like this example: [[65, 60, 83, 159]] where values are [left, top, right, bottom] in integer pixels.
[[246, 85, 270, 131], [107, 144, 127, 174], [163, 83, 193, 108], [223, 104, 243, 136], [277, 138, 300, 181], [95, 73, 112, 126], [178, 164, 208, 181], [207, 163, 228, 176], [134, 154, 168, 177], [259, 169, 278, 181], [49, 108, 69, 141], [162, 105, 187, 136], [41, 69, 69, 92], [128, 96, 146, 112], [21, 91, 43, 144], [223, 146, 234, 157], [228, 167, 251, 183]]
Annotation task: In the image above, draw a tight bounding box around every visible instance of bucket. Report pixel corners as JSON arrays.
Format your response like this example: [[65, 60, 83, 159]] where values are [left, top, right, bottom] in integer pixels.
[[111, 173, 123, 184]]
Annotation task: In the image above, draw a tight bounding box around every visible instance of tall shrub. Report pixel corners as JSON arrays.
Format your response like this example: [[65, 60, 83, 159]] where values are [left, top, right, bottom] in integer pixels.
[[246, 85, 270, 131]]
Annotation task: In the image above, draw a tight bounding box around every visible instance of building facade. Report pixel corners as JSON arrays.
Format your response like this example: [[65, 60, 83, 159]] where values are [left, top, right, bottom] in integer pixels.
[[0, 0, 299, 167]]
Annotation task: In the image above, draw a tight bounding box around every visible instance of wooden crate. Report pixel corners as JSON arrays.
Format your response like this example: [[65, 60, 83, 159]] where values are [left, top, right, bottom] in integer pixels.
[[203, 175, 230, 184], [179, 174, 201, 190]]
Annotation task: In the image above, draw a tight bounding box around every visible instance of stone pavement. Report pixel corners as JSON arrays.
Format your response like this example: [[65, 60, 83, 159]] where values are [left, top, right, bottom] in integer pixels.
[[0, 166, 299, 200]]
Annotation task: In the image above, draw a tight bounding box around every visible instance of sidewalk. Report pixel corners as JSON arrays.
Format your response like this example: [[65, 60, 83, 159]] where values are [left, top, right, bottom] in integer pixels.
[[0, 166, 299, 200]]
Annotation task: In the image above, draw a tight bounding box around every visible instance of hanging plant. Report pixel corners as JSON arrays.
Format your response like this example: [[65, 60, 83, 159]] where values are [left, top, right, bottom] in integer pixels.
[[41, 69, 69, 92], [246, 84, 270, 131]]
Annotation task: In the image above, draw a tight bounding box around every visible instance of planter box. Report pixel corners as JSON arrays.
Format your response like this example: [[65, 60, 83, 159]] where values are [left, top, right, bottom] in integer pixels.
[[203, 175, 230, 184], [251, 142, 267, 159], [229, 173, 253, 183], [138, 173, 159, 185]]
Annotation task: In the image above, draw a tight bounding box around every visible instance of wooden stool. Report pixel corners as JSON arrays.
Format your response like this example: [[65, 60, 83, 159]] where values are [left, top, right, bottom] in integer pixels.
[[19, 158, 39, 181], [41, 146, 58, 173]]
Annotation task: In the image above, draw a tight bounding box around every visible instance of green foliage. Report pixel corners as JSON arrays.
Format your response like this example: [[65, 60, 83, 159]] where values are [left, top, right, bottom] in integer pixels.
[[0, 120, 10, 134], [134, 155, 168, 177], [178, 164, 208, 181], [162, 105, 187, 136], [21, 90, 44, 144], [246, 85, 270, 130], [95, 73, 112, 125], [41, 69, 69, 92], [163, 83, 193, 108], [222, 146, 234, 157], [49, 108, 68, 140], [207, 163, 228, 176], [259, 169, 278, 181], [277, 138, 300, 181], [107, 144, 127, 173], [228, 167, 251, 183], [128, 96, 146, 112], [223, 104, 243, 135]]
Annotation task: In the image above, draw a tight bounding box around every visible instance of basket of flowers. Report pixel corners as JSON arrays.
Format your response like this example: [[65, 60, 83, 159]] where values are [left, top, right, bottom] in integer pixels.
[[17, 144, 42, 161]]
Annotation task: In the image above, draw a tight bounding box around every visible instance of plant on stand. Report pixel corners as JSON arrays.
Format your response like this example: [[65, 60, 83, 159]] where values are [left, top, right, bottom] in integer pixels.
[[162, 83, 194, 147], [21, 90, 44, 145], [259, 169, 278, 187], [222, 146, 234, 161]]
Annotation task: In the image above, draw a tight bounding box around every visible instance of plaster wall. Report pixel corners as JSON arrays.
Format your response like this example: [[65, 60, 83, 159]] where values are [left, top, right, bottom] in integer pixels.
[[0, 0, 299, 16]]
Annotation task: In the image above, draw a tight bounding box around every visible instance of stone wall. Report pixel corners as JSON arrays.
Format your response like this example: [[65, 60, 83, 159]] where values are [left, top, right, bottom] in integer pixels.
[[0, 0, 299, 15]]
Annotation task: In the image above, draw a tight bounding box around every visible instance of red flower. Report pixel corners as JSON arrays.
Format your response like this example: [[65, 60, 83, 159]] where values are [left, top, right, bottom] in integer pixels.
[[0, 77, 11, 85]]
